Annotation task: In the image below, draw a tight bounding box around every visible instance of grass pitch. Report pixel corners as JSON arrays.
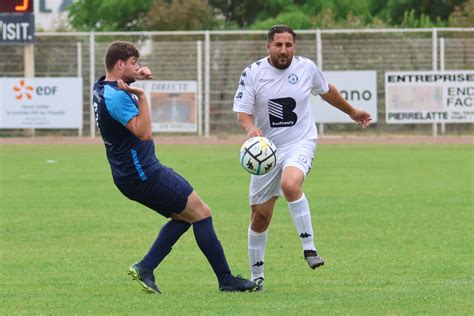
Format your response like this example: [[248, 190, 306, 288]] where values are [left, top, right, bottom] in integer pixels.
[[0, 143, 473, 314]]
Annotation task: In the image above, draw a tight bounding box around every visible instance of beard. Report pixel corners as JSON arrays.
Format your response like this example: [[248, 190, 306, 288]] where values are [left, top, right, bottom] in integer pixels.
[[270, 55, 292, 69]]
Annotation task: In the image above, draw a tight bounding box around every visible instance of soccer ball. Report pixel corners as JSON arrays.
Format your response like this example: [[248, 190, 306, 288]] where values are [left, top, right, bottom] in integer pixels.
[[240, 136, 277, 175]]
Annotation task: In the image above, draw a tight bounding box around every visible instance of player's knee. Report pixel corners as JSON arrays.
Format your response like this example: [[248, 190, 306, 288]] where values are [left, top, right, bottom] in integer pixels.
[[181, 193, 212, 222], [183, 206, 211, 223], [196, 197, 213, 216], [200, 202, 212, 217], [281, 180, 300, 200]]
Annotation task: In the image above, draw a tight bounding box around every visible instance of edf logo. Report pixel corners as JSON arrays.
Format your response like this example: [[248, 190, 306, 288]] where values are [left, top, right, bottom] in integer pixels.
[[13, 80, 58, 100], [36, 85, 58, 96]]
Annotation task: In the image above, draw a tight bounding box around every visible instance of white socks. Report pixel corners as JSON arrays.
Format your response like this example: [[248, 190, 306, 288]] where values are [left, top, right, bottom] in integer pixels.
[[288, 193, 316, 251], [248, 194, 315, 280], [248, 227, 268, 280]]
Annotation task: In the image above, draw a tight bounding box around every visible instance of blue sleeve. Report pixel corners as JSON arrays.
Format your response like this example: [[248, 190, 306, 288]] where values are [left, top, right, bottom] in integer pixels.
[[104, 85, 139, 126]]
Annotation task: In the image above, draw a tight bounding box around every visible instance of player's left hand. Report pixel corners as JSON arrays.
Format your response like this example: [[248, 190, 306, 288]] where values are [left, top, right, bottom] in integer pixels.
[[350, 109, 372, 128], [136, 66, 153, 80], [118, 79, 145, 97]]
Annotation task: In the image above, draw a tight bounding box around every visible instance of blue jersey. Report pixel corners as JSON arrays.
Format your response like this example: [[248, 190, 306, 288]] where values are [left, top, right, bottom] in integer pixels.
[[93, 76, 162, 183]]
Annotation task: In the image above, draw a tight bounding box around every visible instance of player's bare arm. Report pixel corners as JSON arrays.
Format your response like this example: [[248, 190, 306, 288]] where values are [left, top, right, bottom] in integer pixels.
[[237, 112, 263, 138], [320, 83, 372, 128], [118, 79, 153, 140]]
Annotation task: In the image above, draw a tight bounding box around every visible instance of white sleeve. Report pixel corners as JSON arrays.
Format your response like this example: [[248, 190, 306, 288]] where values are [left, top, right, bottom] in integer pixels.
[[233, 68, 255, 115], [310, 61, 329, 95]]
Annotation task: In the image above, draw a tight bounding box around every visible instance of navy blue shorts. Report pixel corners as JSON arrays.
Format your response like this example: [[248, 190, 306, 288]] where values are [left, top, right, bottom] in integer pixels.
[[115, 166, 194, 217]]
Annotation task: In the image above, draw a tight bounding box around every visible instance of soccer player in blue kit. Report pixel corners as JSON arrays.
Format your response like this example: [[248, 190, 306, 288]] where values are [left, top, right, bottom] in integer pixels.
[[93, 41, 257, 294]]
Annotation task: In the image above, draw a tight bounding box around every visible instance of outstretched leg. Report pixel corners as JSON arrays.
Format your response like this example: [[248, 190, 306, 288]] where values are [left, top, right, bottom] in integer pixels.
[[141, 219, 191, 270], [180, 191, 257, 291], [282, 166, 324, 269], [129, 219, 191, 294]]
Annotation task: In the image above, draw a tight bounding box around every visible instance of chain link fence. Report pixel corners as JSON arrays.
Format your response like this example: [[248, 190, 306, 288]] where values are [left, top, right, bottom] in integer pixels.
[[1, 28, 472, 137]]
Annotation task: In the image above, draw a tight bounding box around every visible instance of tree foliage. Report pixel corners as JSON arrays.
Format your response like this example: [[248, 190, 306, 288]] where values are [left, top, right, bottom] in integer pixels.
[[66, 0, 472, 31], [145, 0, 216, 31], [68, 0, 153, 31], [383, 0, 467, 25], [449, 0, 474, 27]]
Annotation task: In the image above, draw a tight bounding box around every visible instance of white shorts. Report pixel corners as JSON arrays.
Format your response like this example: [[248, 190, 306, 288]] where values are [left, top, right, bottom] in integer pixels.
[[249, 139, 317, 205]]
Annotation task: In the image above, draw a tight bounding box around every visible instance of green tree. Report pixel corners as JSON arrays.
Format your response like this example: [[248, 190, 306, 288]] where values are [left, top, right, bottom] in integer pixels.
[[251, 9, 312, 30], [68, 0, 215, 31], [67, 0, 471, 31], [68, 0, 153, 31], [210, 0, 306, 27], [301, 0, 373, 22], [145, 0, 216, 30], [449, 0, 474, 26], [251, 0, 379, 30], [210, 0, 267, 27], [399, 9, 446, 27], [382, 0, 468, 25]]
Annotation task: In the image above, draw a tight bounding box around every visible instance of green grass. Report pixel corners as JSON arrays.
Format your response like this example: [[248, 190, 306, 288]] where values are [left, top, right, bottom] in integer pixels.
[[1, 143, 473, 315]]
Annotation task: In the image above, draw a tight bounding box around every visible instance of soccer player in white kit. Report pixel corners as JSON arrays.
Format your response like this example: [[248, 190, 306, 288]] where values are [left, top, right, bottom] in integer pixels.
[[233, 25, 372, 290]]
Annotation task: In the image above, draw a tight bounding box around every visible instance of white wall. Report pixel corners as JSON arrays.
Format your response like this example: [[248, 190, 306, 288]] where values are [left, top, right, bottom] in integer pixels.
[[34, 0, 75, 31]]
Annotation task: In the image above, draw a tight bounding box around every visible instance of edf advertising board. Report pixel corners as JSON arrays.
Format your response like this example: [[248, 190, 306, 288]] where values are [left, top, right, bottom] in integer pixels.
[[311, 71, 377, 123], [0, 78, 83, 128]]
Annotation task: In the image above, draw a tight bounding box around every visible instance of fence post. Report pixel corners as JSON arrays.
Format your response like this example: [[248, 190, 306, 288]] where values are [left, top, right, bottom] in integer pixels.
[[316, 29, 323, 69], [316, 29, 325, 137], [204, 31, 210, 137], [24, 44, 35, 137], [432, 122, 438, 137], [197, 40, 203, 136], [440, 37, 446, 134], [89, 32, 95, 138], [431, 28, 438, 137], [77, 42, 83, 137]]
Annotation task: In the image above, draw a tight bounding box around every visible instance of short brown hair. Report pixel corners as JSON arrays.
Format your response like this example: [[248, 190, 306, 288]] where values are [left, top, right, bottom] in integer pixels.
[[104, 41, 140, 72], [267, 25, 296, 42]]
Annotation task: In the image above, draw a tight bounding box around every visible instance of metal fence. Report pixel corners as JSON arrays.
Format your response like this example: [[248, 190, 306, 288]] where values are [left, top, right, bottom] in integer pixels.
[[1, 28, 473, 137]]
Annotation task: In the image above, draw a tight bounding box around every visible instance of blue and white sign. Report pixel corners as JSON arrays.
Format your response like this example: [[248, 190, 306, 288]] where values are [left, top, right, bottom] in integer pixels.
[[0, 77, 83, 128]]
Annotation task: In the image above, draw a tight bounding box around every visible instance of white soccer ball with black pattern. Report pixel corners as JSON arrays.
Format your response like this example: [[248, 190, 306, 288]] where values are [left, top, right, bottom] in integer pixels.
[[240, 137, 277, 175]]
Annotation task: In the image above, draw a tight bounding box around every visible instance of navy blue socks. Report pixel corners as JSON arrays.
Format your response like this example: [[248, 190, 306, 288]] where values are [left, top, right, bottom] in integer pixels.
[[140, 216, 232, 285], [192, 216, 232, 284], [141, 219, 191, 270]]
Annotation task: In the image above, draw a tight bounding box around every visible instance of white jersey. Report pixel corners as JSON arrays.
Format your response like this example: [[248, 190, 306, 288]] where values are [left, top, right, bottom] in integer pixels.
[[233, 56, 329, 148]]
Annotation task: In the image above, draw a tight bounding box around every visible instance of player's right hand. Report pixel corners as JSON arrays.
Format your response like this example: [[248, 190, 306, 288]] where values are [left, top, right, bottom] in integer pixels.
[[137, 66, 153, 80], [246, 126, 263, 138], [350, 109, 372, 128]]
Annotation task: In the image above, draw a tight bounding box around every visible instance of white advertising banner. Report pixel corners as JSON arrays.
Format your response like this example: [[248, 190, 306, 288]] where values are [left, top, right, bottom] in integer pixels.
[[385, 71, 474, 123], [0, 77, 83, 128], [311, 71, 377, 123], [133, 80, 197, 132]]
